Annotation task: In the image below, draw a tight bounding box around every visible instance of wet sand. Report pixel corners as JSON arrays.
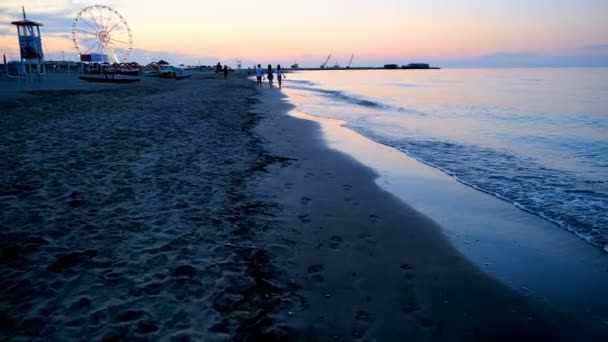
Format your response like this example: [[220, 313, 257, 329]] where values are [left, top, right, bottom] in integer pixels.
[[284, 107, 608, 336], [252, 88, 606, 341], [0, 73, 604, 341]]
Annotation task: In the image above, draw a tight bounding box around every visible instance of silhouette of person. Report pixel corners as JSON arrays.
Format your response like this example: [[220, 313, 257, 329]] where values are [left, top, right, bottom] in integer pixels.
[[216, 62, 222, 74], [276, 64, 285, 89], [223, 65, 228, 79], [255, 64, 263, 86], [267, 64, 274, 87]]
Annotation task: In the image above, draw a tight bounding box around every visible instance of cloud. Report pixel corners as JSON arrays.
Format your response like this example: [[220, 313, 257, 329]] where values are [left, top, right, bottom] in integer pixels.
[[0, 1, 70, 14], [481, 52, 538, 60], [477, 52, 538, 65], [0, 3, 76, 36], [35, 15, 75, 35], [0, 0, 120, 16], [452, 51, 544, 68], [424, 50, 608, 68], [581, 44, 608, 53], [0, 2, 71, 20]]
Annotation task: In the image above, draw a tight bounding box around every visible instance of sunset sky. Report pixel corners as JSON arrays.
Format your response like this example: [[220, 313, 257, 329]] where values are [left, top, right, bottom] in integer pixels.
[[1, 0, 607, 67]]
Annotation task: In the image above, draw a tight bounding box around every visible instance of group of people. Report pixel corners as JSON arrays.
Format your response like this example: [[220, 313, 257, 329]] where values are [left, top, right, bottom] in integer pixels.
[[215, 62, 229, 79], [215, 61, 286, 87], [255, 64, 285, 88]]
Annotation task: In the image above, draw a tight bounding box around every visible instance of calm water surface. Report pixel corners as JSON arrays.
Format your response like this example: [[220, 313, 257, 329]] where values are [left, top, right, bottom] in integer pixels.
[[282, 68, 608, 252]]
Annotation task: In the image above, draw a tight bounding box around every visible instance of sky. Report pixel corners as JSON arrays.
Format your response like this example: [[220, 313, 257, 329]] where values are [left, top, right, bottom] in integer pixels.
[[1, 0, 607, 68]]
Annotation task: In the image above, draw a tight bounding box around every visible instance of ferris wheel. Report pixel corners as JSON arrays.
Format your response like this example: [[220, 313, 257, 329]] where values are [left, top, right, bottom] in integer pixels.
[[72, 5, 133, 63]]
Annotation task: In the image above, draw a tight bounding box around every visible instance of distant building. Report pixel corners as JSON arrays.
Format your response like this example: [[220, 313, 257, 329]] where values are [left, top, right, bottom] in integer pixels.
[[383, 64, 399, 69], [403, 63, 430, 69]]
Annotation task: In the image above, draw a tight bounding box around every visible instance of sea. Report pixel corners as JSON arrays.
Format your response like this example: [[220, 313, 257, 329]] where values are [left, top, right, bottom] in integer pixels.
[[281, 68, 608, 253]]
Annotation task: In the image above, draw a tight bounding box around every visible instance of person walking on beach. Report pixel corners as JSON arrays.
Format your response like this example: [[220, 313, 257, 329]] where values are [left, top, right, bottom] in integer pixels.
[[276, 64, 285, 89], [267, 64, 274, 87], [223, 65, 228, 79], [255, 64, 264, 87], [215, 62, 222, 74]]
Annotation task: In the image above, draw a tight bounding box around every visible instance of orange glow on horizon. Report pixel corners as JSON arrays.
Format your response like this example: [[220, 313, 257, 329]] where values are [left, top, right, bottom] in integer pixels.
[[1, 0, 606, 66]]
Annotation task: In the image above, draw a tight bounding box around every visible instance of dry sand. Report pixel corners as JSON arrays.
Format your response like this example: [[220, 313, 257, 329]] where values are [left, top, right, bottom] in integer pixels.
[[0, 73, 604, 341], [1, 73, 297, 341]]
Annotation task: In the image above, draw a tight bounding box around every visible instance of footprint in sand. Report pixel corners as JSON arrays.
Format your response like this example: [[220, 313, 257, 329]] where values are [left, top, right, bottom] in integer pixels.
[[401, 303, 434, 329], [307, 264, 325, 283], [343, 184, 352, 191], [400, 263, 415, 280], [401, 300, 421, 314], [416, 315, 434, 328], [329, 235, 344, 249], [355, 310, 373, 322], [399, 288, 433, 328], [351, 310, 374, 339], [307, 264, 324, 273], [358, 232, 372, 239], [369, 214, 380, 224], [300, 196, 311, 205], [297, 213, 311, 224], [358, 232, 377, 245]]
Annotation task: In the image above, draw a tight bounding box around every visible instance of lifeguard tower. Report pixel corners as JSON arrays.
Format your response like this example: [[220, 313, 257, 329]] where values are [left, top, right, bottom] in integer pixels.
[[11, 7, 45, 78]]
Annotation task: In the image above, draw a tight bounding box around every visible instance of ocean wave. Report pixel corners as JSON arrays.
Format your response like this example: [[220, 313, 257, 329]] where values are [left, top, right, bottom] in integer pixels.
[[287, 79, 319, 86], [347, 124, 608, 252], [287, 84, 384, 108], [286, 84, 418, 114]]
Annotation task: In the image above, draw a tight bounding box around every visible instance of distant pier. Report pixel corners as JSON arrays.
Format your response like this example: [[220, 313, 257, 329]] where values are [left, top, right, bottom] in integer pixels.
[[290, 63, 440, 71]]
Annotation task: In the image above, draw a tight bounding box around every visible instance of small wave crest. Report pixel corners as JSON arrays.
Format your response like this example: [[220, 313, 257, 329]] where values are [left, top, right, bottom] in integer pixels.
[[346, 124, 608, 252], [287, 79, 319, 86], [287, 84, 384, 108], [286, 84, 418, 114]]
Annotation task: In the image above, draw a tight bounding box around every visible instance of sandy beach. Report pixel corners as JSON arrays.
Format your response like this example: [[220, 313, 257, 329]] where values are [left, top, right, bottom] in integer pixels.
[[0, 72, 605, 341]]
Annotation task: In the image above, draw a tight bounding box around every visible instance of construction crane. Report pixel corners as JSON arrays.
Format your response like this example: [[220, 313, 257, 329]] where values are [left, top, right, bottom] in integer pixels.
[[346, 54, 354, 68], [320, 53, 332, 68]]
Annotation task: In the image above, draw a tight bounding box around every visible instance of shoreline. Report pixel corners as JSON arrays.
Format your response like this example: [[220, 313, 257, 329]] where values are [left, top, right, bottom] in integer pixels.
[[283, 109, 608, 323], [283, 67, 607, 255], [275, 68, 608, 326], [1, 72, 605, 340], [252, 86, 606, 339]]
